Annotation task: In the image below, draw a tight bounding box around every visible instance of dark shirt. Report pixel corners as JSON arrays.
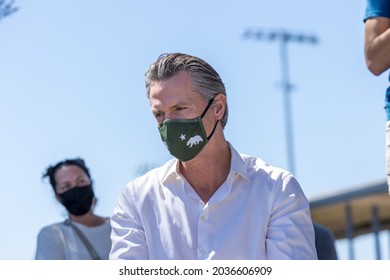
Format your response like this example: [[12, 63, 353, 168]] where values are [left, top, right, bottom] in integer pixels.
[[314, 223, 338, 260]]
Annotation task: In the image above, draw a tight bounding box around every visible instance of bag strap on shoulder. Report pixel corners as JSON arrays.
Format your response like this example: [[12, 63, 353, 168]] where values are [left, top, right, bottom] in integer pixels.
[[64, 219, 101, 260]]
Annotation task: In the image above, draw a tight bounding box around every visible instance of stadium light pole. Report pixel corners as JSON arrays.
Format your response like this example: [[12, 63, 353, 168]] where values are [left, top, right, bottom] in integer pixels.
[[243, 28, 318, 175]]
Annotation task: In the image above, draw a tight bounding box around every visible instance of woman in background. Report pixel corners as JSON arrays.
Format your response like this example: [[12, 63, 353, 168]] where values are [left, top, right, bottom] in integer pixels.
[[35, 158, 111, 259]]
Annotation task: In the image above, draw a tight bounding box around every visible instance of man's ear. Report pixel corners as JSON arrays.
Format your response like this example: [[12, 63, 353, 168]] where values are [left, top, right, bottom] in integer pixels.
[[213, 93, 226, 120]]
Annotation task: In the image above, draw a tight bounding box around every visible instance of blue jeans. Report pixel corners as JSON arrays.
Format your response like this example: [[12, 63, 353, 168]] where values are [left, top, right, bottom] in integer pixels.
[[386, 88, 390, 192], [386, 87, 390, 120]]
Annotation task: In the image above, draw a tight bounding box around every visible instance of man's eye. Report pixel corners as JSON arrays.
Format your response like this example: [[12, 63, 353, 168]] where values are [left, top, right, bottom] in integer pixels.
[[154, 112, 163, 118], [175, 106, 186, 111]]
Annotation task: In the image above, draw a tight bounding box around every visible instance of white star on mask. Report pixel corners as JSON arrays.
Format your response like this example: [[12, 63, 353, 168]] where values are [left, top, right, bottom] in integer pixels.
[[179, 134, 186, 141]]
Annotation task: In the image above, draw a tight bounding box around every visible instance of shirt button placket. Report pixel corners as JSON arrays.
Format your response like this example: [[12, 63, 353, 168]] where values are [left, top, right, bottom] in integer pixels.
[[197, 207, 209, 259]]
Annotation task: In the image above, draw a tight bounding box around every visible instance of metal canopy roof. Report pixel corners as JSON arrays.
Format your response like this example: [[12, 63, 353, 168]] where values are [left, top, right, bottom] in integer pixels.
[[309, 179, 390, 240]]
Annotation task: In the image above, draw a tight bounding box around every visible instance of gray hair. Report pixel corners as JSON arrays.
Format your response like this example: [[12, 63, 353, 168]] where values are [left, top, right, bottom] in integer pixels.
[[145, 53, 228, 128]]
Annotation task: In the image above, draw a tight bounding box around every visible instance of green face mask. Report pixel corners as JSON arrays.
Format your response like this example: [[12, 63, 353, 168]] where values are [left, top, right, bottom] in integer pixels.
[[158, 97, 219, 162]]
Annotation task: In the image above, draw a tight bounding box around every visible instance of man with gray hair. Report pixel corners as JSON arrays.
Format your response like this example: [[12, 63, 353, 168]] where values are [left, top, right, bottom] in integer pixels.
[[110, 53, 317, 260]]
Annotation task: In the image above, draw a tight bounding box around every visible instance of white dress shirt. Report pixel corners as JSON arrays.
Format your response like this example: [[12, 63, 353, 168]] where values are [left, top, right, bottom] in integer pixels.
[[110, 144, 317, 260]]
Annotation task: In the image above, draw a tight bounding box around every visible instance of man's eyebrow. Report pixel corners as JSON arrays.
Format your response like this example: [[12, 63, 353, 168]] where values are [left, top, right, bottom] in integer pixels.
[[171, 101, 188, 108], [153, 101, 189, 112]]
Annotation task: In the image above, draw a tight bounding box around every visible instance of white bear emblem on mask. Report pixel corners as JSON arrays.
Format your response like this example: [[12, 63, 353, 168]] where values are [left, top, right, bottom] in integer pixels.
[[186, 135, 203, 148]]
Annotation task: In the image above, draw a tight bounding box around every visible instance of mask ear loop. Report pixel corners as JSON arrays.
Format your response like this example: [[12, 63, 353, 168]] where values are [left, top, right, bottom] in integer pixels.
[[207, 120, 219, 140], [200, 97, 215, 118], [200, 96, 219, 140]]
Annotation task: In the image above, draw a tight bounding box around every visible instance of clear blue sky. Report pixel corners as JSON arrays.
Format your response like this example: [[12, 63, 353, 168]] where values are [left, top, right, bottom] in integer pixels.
[[0, 0, 388, 259]]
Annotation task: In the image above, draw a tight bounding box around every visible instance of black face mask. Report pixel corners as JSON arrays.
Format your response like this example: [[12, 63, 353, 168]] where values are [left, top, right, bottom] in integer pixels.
[[58, 184, 95, 216]]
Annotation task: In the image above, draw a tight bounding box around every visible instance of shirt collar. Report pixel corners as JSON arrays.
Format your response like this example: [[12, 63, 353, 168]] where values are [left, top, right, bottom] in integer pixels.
[[159, 158, 180, 185], [227, 142, 250, 183], [159, 142, 250, 185]]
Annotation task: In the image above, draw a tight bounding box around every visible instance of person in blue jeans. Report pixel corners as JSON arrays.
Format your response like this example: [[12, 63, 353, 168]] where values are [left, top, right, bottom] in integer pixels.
[[364, 0, 390, 193]]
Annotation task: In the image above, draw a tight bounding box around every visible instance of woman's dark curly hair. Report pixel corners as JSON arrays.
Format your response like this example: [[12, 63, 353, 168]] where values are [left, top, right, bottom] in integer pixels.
[[42, 158, 91, 191]]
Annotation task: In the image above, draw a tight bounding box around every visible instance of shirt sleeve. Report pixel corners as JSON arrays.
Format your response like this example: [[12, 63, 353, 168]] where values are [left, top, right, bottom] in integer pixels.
[[265, 174, 318, 260], [109, 184, 149, 260], [35, 226, 65, 260], [364, 0, 390, 21]]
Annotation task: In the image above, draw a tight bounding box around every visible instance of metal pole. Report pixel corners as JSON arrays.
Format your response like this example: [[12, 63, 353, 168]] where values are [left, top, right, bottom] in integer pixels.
[[243, 28, 318, 175], [345, 204, 355, 260], [371, 205, 381, 259], [279, 31, 296, 175]]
